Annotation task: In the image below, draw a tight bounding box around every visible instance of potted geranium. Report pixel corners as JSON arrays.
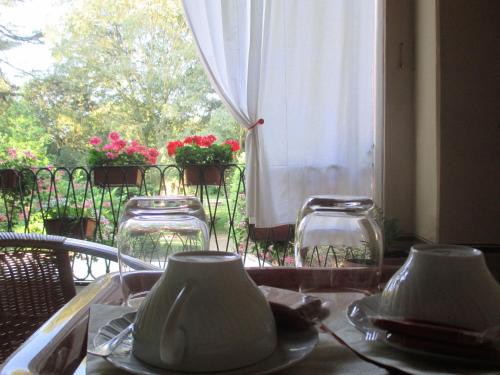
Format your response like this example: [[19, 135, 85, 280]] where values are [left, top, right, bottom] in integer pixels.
[[166, 135, 240, 185], [44, 200, 97, 239], [88, 132, 159, 187], [0, 148, 37, 191]]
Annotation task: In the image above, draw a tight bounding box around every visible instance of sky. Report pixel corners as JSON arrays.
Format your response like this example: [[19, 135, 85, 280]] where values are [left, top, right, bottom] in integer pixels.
[[0, 0, 67, 85]]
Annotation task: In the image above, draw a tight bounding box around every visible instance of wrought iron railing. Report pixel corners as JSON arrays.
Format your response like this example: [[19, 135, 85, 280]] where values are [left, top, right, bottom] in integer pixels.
[[0, 164, 295, 281]]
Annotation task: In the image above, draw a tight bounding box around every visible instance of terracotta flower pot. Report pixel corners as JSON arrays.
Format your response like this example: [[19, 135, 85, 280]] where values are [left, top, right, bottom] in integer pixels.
[[44, 217, 97, 240], [249, 224, 293, 242], [183, 166, 222, 186], [0, 169, 20, 190], [93, 166, 143, 187]]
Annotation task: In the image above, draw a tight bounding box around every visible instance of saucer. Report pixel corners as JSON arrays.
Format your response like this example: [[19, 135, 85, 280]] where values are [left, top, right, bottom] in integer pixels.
[[93, 312, 319, 375], [347, 295, 500, 365]]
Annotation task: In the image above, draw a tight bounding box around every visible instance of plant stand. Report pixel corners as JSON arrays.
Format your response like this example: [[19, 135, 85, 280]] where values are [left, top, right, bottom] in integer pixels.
[[183, 166, 222, 186], [44, 218, 97, 240], [93, 166, 143, 187]]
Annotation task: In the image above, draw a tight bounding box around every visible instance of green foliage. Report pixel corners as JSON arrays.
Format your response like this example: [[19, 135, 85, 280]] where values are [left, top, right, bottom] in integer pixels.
[[0, 145, 39, 193], [0, 149, 36, 170], [44, 202, 94, 220], [205, 106, 242, 144], [0, 99, 50, 165], [174, 144, 234, 167], [228, 154, 247, 249], [1, 0, 242, 168], [372, 206, 402, 245], [19, 0, 227, 166]]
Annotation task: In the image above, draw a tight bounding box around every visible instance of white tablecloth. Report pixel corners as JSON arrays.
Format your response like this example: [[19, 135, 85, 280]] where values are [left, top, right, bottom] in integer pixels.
[[80, 292, 500, 375]]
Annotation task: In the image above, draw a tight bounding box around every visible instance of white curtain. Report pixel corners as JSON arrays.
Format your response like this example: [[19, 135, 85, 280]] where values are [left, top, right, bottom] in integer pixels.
[[183, 0, 378, 228]]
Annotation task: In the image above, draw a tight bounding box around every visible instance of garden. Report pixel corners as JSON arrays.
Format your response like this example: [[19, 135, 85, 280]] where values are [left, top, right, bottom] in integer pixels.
[[0, 0, 284, 276], [0, 130, 292, 280]]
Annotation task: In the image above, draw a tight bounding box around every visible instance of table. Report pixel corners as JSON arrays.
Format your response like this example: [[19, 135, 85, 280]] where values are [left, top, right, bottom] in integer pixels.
[[0, 267, 400, 375]]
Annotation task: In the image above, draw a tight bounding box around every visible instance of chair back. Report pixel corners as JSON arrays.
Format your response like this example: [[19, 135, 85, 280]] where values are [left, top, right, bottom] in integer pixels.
[[0, 233, 76, 362]]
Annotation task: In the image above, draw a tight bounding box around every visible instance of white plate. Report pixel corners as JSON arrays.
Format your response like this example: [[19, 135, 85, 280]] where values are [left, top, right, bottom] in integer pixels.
[[94, 312, 319, 375], [347, 294, 500, 365]]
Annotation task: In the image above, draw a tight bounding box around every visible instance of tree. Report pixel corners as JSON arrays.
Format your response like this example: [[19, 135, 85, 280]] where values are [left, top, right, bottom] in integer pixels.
[[0, 98, 50, 165], [23, 0, 238, 167]]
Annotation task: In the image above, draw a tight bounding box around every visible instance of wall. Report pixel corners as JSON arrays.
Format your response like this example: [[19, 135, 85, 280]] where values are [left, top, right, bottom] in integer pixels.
[[438, 0, 500, 244], [383, 0, 415, 235], [384, 0, 499, 245], [414, 0, 439, 242]]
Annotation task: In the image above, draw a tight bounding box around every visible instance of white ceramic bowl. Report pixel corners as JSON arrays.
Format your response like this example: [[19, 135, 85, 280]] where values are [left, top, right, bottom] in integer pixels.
[[379, 244, 500, 331]]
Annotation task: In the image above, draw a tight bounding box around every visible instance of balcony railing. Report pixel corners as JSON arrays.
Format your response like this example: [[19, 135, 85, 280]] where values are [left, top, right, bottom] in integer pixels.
[[0, 165, 295, 282]]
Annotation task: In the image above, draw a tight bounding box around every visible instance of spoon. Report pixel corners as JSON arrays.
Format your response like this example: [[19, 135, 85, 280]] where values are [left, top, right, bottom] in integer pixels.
[[88, 322, 134, 357]]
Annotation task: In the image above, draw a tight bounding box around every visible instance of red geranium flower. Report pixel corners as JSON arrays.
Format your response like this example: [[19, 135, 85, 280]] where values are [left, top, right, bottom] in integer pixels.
[[166, 135, 240, 167], [193, 135, 204, 146], [223, 139, 240, 152], [167, 140, 183, 156], [201, 134, 217, 147]]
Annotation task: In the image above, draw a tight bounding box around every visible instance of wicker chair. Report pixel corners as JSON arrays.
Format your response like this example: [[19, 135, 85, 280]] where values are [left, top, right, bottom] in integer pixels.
[[0, 232, 153, 363]]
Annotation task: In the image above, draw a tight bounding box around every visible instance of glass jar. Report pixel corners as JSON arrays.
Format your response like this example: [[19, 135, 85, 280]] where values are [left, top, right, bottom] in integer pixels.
[[117, 196, 209, 305], [294, 195, 383, 292]]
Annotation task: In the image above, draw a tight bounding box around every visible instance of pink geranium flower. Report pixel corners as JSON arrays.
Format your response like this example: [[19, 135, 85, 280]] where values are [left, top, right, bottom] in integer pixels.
[[7, 148, 17, 158], [125, 146, 137, 155], [112, 139, 127, 151], [108, 132, 121, 141], [148, 148, 160, 158], [88, 133, 159, 166], [1, 147, 39, 171], [23, 151, 36, 159], [89, 136, 102, 146]]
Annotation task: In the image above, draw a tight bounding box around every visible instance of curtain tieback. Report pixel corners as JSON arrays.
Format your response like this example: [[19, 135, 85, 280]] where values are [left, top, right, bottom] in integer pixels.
[[248, 118, 264, 130]]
